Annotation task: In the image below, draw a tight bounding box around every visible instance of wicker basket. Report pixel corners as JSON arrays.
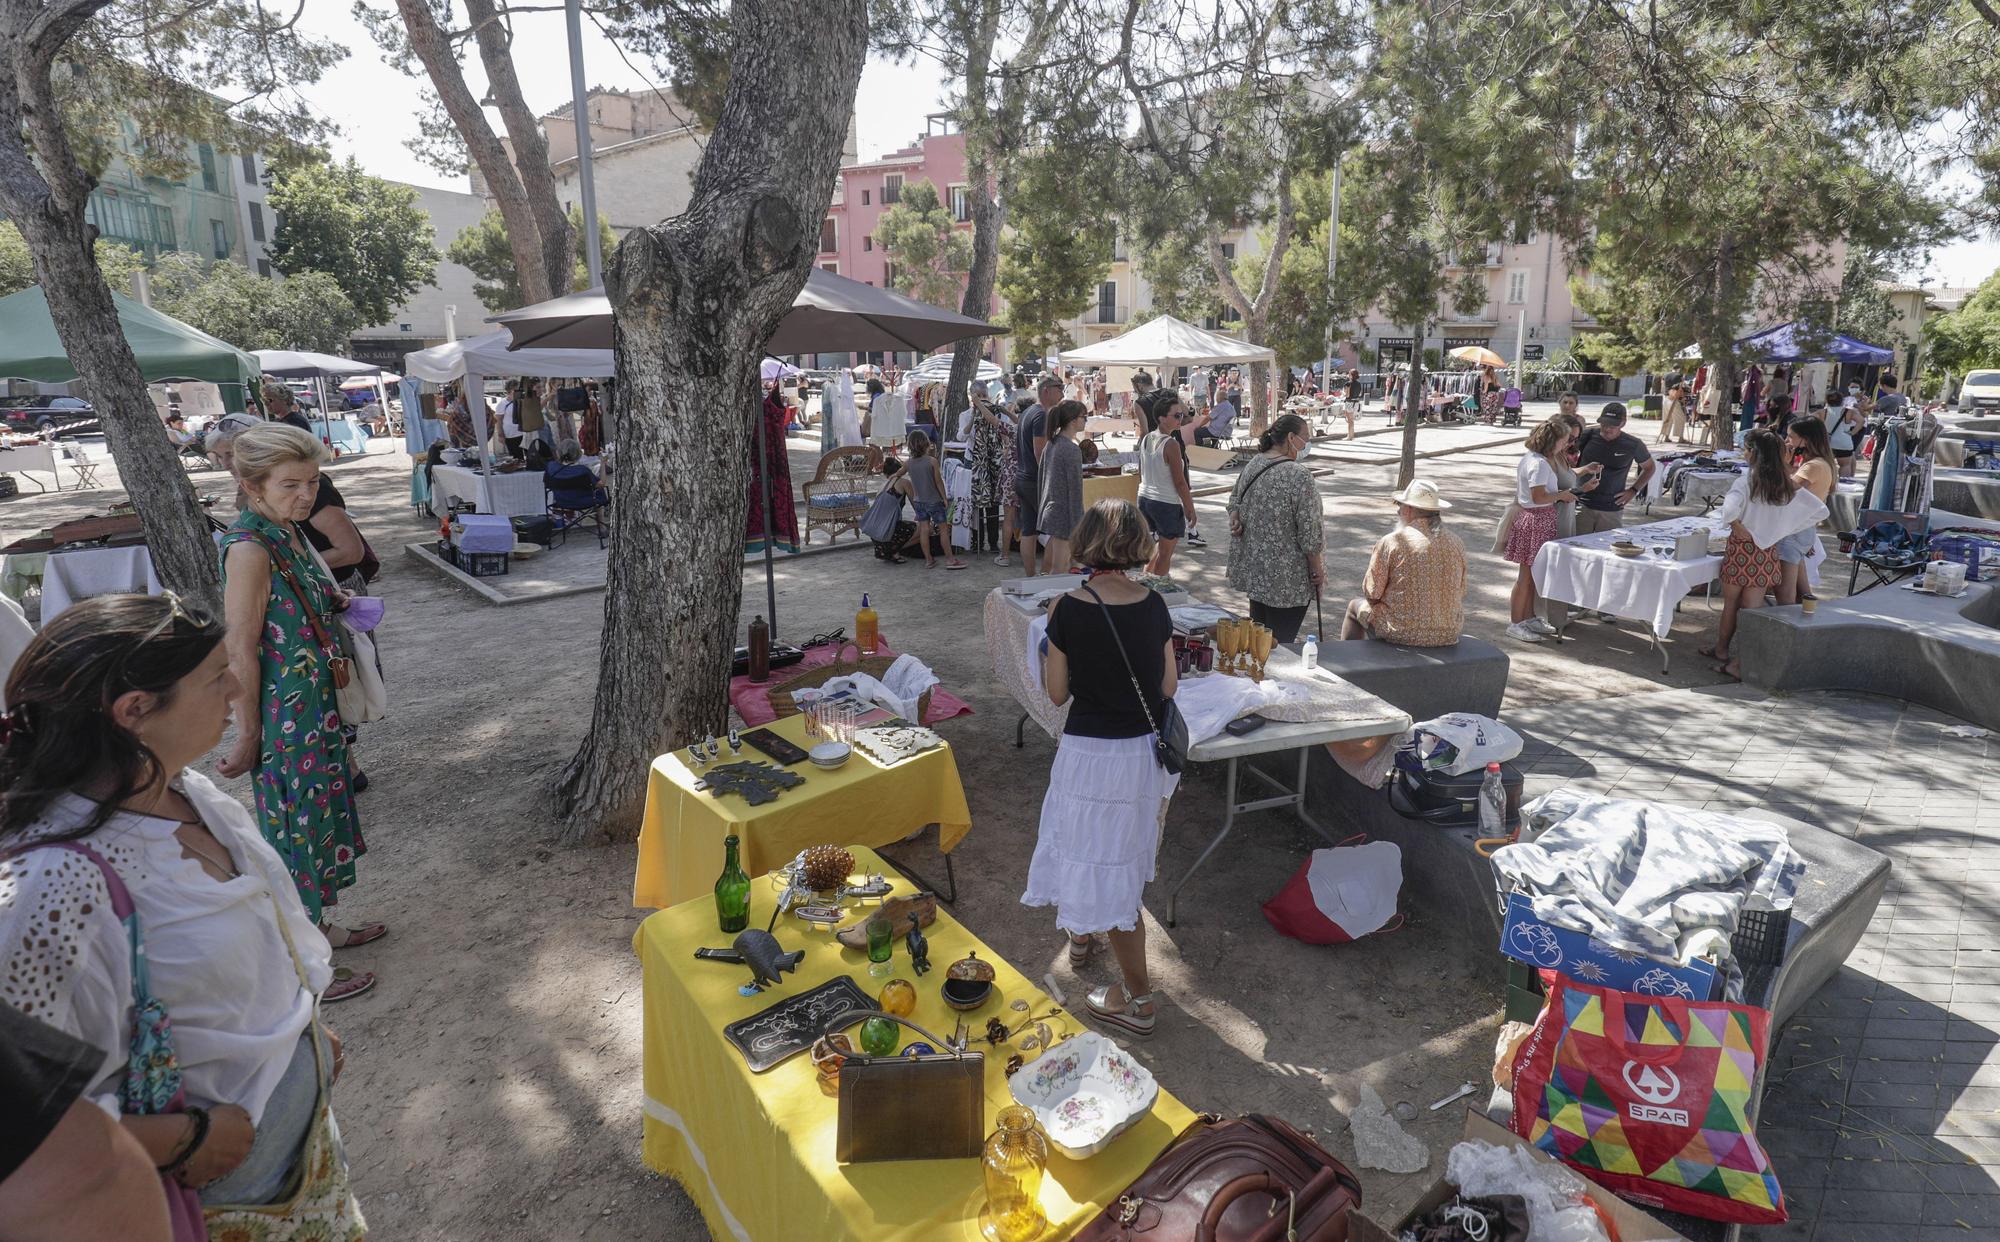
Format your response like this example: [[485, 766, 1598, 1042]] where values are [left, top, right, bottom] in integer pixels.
[[767, 642, 933, 722]]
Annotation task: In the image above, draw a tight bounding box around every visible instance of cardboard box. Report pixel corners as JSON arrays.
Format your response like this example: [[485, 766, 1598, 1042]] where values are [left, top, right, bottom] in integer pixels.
[[1346, 1110, 1689, 1242], [1499, 893, 1718, 1001]]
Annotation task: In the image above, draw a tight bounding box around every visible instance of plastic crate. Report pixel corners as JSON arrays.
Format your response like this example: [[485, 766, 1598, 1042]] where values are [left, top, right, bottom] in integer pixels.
[[458, 550, 509, 578], [1731, 906, 1792, 967], [433, 538, 457, 566]]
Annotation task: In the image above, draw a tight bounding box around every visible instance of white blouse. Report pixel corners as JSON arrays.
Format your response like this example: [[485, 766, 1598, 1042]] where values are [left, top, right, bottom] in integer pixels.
[[0, 770, 332, 1124], [1715, 476, 1830, 550]]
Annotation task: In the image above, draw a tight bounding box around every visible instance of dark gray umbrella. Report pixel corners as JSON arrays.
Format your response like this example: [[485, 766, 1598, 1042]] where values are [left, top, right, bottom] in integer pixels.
[[487, 267, 999, 354]]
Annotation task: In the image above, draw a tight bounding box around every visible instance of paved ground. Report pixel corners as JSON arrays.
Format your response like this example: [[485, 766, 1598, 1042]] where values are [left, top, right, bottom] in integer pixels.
[[1505, 686, 2000, 1240], [3, 399, 1962, 1239]]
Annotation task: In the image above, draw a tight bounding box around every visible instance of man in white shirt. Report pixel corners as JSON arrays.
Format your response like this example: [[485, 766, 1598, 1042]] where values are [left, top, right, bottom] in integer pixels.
[[499, 381, 523, 459], [1190, 366, 1210, 411]]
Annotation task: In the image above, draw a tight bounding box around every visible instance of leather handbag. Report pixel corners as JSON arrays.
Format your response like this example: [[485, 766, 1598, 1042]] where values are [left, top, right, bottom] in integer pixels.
[[1082, 584, 1188, 774], [556, 385, 590, 413], [831, 1009, 984, 1163], [1074, 1114, 1362, 1242]]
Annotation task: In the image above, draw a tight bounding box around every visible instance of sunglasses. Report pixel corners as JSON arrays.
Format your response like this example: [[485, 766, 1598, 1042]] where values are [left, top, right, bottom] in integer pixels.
[[109, 592, 207, 690]]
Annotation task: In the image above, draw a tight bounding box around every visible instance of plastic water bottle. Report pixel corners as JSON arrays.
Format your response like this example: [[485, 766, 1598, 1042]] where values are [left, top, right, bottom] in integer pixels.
[[1478, 762, 1506, 838], [1300, 634, 1319, 671]]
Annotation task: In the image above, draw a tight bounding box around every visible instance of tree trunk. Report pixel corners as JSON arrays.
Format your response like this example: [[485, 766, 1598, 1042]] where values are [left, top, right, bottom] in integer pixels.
[[396, 0, 553, 306], [1398, 324, 1429, 488], [1707, 237, 1737, 450], [467, 0, 575, 299], [552, 0, 868, 844], [0, 6, 221, 612], [945, 0, 1001, 416]]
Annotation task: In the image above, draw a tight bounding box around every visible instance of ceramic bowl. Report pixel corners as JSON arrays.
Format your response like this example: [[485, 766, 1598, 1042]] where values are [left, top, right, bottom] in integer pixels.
[[1611, 542, 1643, 558], [808, 741, 851, 769], [1008, 1031, 1159, 1158], [942, 977, 993, 1011]]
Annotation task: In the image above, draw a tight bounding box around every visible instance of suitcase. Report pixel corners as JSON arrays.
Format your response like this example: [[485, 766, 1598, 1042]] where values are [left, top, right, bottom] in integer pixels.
[[1387, 760, 1523, 829], [510, 514, 555, 547]]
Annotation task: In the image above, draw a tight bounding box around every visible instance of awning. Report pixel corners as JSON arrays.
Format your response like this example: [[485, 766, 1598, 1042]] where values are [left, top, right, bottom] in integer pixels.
[[1058, 315, 1275, 368], [0, 285, 258, 389]]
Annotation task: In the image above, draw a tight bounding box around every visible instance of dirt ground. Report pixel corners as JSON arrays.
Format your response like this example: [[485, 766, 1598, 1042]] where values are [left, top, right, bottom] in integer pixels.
[[0, 416, 1814, 1239]]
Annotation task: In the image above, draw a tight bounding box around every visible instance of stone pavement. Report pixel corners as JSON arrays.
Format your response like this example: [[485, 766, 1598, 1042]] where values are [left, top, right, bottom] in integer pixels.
[[1502, 683, 2000, 1240]]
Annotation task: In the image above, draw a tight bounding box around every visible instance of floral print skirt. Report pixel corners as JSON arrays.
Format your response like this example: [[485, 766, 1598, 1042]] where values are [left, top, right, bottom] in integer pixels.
[[1721, 530, 1781, 589], [1504, 504, 1559, 566]]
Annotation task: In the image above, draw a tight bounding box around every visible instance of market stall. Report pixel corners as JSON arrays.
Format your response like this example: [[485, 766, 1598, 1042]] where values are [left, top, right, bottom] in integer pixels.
[[633, 712, 972, 910], [401, 330, 613, 513], [637, 847, 1198, 1242], [0, 285, 260, 403]]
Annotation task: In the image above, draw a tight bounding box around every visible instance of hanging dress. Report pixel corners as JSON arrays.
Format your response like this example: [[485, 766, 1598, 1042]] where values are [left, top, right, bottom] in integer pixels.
[[746, 392, 800, 555]]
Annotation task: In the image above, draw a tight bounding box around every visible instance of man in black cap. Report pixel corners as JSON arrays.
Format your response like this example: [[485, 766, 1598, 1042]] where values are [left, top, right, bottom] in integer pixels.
[[1573, 401, 1656, 538]]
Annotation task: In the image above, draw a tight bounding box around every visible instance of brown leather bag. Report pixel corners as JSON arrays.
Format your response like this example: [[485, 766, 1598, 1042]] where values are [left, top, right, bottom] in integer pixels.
[[1074, 1114, 1361, 1242]]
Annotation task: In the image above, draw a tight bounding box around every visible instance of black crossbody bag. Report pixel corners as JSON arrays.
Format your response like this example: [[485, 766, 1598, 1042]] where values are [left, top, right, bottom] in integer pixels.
[[1081, 584, 1187, 774]]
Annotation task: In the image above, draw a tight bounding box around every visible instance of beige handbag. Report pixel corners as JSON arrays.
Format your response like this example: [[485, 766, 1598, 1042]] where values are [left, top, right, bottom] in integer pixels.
[[1491, 500, 1522, 555], [832, 1010, 984, 1163]]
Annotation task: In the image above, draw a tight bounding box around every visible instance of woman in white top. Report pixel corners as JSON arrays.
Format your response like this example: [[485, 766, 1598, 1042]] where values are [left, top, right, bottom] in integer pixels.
[[1703, 428, 1828, 678], [0, 595, 363, 1236], [1501, 418, 1580, 644], [1135, 393, 1197, 577], [1777, 418, 1838, 607]]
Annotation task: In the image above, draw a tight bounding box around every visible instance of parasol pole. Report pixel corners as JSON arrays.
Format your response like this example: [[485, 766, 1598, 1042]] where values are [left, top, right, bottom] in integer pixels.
[[757, 390, 779, 635]]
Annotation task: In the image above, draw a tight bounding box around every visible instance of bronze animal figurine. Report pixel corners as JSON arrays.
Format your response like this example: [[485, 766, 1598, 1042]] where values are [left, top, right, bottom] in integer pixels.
[[905, 913, 931, 976]]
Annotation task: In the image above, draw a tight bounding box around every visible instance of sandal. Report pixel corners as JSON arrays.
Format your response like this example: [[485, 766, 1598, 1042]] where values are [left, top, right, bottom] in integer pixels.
[[1084, 983, 1157, 1039], [323, 922, 388, 949], [325, 967, 376, 1003], [1696, 644, 1722, 660], [944, 559, 969, 570], [1067, 934, 1100, 967]]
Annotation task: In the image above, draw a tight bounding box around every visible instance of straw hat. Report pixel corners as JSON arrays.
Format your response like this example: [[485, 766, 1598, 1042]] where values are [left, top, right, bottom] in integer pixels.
[[1392, 479, 1452, 511]]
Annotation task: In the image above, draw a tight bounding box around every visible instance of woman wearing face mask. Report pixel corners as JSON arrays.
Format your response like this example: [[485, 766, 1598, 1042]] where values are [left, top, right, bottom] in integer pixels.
[[1828, 384, 1865, 479], [218, 425, 379, 989], [1225, 414, 1324, 642]]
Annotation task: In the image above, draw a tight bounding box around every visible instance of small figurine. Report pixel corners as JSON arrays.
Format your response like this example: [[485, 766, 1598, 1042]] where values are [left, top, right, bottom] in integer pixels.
[[733, 929, 804, 992], [905, 912, 931, 976], [728, 728, 743, 754]]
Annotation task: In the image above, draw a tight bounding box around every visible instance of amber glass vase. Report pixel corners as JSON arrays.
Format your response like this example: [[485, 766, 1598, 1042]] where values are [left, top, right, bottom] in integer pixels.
[[980, 1105, 1050, 1242]]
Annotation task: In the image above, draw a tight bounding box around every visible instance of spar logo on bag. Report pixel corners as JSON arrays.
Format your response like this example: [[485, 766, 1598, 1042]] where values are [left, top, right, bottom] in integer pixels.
[[1623, 1061, 1686, 1125]]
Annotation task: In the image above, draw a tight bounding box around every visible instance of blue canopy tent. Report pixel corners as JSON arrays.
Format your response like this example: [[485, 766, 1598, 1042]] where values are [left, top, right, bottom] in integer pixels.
[[1736, 322, 1893, 365]]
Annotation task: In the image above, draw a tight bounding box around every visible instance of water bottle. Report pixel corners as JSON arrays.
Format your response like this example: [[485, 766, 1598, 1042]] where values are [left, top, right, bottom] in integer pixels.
[[1478, 762, 1506, 838], [1300, 634, 1319, 671]]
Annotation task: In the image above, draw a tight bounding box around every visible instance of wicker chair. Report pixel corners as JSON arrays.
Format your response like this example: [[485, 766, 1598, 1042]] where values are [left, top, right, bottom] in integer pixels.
[[802, 445, 883, 545]]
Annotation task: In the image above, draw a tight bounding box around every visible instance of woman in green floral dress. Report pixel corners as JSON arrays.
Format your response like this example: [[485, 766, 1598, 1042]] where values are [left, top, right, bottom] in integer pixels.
[[220, 423, 380, 999]]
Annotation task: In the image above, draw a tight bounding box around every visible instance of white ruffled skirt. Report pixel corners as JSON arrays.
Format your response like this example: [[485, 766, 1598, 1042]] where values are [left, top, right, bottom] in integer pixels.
[[1020, 733, 1181, 934]]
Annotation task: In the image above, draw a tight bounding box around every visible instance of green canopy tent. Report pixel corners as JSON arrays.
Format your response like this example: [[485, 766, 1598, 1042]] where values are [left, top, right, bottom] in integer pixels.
[[0, 285, 260, 396]]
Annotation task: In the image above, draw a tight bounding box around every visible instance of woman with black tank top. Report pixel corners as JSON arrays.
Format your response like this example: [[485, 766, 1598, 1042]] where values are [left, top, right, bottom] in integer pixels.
[[1020, 499, 1179, 1039]]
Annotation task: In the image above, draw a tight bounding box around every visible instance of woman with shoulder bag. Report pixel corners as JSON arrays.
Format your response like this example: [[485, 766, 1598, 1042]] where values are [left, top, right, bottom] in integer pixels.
[[1021, 500, 1179, 1039], [1225, 414, 1324, 642], [218, 424, 381, 981], [0, 594, 366, 1238]]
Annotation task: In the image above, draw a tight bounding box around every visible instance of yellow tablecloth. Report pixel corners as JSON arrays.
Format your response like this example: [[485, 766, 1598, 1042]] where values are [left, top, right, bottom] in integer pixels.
[[634, 713, 973, 909], [638, 847, 1198, 1241]]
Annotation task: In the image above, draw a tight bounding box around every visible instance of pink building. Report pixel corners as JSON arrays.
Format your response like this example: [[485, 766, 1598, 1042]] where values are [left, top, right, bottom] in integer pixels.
[[815, 119, 981, 368]]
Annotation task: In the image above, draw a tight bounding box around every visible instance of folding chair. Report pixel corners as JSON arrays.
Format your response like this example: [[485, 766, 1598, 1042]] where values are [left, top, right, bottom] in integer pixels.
[[547, 487, 610, 549], [1846, 508, 1928, 595]]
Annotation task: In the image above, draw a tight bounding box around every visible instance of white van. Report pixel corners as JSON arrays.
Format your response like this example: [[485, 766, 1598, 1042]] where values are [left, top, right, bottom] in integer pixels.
[[1961, 369, 2000, 413]]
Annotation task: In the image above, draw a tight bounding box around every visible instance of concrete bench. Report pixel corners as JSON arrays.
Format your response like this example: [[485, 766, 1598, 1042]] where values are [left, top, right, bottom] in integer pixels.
[[1307, 633, 1510, 722], [1737, 581, 2000, 732]]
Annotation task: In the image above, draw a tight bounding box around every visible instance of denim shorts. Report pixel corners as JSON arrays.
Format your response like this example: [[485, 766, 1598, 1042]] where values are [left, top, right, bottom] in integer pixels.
[[913, 500, 948, 523], [1775, 526, 1817, 565], [1138, 496, 1187, 539]]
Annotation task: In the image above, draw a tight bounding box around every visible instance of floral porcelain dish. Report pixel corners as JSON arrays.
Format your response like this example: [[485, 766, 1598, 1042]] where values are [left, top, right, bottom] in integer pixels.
[[1007, 1031, 1158, 1158]]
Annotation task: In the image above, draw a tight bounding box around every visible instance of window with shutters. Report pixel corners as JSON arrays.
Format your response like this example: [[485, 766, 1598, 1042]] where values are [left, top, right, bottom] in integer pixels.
[[883, 174, 903, 204], [819, 219, 837, 253]]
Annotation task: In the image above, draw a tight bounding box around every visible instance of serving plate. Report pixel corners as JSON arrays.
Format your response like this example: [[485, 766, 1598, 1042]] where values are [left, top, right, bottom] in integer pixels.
[[1007, 1031, 1158, 1158]]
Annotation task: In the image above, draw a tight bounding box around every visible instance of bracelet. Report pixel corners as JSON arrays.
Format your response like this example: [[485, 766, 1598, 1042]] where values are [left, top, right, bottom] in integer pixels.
[[161, 1106, 210, 1176]]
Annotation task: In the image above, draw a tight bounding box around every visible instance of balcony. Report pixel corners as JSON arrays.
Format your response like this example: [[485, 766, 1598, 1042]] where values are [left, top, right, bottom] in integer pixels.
[[1087, 304, 1126, 326]]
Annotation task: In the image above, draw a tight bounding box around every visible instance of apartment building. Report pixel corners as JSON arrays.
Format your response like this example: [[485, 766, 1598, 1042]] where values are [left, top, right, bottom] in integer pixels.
[[347, 181, 492, 368], [83, 130, 246, 268]]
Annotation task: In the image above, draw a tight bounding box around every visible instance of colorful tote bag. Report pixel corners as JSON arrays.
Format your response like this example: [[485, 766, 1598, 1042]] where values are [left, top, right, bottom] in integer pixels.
[[1510, 976, 1786, 1225]]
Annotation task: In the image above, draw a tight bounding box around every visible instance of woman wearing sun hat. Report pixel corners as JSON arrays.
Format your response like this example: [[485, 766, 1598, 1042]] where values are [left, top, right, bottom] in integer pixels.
[[1340, 478, 1468, 647]]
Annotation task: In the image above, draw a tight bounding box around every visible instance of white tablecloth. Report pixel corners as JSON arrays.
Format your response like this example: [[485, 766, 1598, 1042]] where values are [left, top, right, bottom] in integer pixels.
[[1533, 517, 1727, 640], [0, 442, 59, 487], [431, 463, 548, 518], [39, 545, 161, 622]]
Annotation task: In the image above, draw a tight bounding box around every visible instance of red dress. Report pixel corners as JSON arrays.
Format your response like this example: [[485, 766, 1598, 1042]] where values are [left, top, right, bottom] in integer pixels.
[[746, 393, 799, 554]]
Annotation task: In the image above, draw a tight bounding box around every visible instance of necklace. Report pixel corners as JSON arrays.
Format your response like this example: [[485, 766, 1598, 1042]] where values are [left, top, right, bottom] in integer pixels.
[[177, 832, 240, 880]]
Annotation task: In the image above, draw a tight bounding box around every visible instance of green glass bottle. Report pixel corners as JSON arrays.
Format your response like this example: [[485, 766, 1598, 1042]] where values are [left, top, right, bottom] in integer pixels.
[[714, 834, 751, 933]]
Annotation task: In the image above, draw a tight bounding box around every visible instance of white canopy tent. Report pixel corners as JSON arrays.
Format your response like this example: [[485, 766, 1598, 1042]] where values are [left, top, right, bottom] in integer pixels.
[[907, 352, 1003, 383], [401, 330, 613, 512], [1060, 314, 1275, 369]]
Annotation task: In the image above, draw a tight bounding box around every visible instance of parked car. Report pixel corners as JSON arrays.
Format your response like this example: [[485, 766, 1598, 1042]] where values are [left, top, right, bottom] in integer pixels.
[[1959, 369, 2000, 414], [0, 396, 100, 438]]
